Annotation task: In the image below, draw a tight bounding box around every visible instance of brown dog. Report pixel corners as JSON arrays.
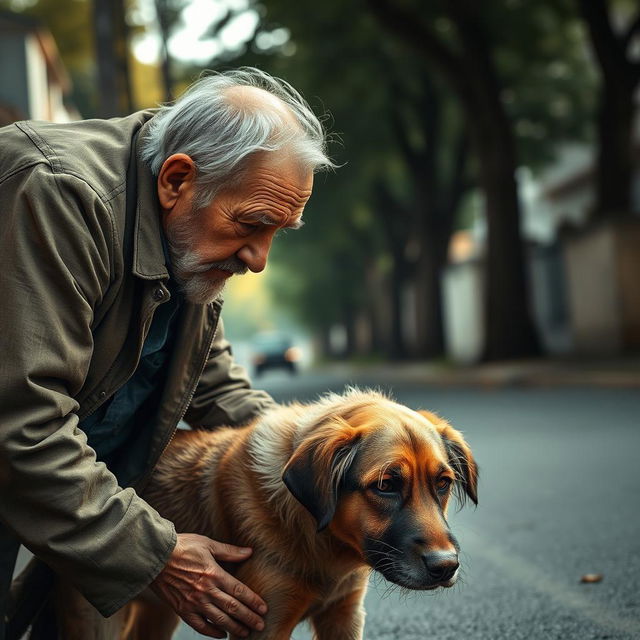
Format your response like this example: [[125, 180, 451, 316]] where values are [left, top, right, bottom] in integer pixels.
[[119, 388, 478, 640]]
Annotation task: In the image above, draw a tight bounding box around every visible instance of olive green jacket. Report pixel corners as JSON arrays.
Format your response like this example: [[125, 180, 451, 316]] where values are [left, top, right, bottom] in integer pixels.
[[0, 112, 274, 616]]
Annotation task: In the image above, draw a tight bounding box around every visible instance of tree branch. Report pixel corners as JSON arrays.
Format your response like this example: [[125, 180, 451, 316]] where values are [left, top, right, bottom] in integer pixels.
[[577, 0, 626, 81], [366, 0, 466, 97]]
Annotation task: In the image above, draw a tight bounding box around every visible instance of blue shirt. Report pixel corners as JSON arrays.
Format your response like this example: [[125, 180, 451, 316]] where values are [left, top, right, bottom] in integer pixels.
[[79, 279, 182, 484]]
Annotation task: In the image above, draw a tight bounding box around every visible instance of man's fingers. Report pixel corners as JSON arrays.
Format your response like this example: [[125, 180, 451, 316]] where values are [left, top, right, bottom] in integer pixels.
[[205, 541, 268, 617], [208, 539, 254, 562], [211, 570, 268, 618], [202, 602, 256, 639], [208, 587, 266, 633], [182, 612, 226, 639]]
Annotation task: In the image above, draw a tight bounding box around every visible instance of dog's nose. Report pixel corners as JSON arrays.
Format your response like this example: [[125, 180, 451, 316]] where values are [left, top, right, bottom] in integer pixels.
[[422, 551, 459, 583]]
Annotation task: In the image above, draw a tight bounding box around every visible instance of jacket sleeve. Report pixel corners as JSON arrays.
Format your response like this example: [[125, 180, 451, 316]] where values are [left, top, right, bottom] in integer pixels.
[[0, 166, 176, 617], [183, 318, 277, 428]]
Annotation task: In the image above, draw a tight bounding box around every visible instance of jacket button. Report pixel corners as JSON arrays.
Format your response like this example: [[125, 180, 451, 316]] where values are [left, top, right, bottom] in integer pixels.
[[99, 390, 106, 399], [153, 287, 165, 301]]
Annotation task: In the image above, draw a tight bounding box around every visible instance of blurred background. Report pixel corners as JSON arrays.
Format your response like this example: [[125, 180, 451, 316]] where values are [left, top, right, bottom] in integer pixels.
[[2, 0, 639, 372], [3, 3, 640, 637]]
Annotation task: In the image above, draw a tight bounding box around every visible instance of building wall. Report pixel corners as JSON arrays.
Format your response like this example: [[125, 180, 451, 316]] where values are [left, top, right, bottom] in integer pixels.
[[564, 223, 622, 354], [25, 33, 49, 120], [442, 260, 484, 364], [0, 19, 75, 123]]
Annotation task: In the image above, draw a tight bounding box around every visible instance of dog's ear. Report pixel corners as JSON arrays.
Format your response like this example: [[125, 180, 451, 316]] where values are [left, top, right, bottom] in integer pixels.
[[282, 420, 360, 532], [418, 411, 478, 506]]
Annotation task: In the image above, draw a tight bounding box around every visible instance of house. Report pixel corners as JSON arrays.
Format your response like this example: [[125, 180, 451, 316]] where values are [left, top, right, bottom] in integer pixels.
[[442, 134, 640, 362], [0, 10, 78, 125]]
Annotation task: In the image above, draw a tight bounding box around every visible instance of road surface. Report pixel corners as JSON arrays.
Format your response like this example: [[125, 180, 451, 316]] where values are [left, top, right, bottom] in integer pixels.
[[176, 367, 640, 639]]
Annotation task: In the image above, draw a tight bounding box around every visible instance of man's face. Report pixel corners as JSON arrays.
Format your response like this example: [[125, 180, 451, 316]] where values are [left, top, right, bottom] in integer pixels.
[[163, 152, 313, 304]]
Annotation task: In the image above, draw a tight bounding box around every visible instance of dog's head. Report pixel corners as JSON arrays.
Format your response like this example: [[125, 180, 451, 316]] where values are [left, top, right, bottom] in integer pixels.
[[282, 389, 478, 590]]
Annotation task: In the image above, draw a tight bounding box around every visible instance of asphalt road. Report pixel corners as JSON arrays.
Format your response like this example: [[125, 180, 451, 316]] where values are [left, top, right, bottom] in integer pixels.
[[174, 367, 640, 640]]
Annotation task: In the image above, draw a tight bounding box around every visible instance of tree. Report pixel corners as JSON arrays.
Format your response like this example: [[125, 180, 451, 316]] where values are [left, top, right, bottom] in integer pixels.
[[92, 0, 133, 116], [368, 0, 539, 361], [577, 0, 640, 218], [192, 0, 594, 362], [199, 3, 473, 360], [153, 0, 188, 101], [385, 69, 470, 357]]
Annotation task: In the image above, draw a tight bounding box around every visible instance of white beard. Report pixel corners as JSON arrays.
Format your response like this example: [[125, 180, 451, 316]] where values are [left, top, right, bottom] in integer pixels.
[[171, 249, 228, 304], [163, 211, 246, 305]]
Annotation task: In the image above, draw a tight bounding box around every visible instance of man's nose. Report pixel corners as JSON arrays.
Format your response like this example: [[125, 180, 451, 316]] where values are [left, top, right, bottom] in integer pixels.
[[237, 234, 273, 273]]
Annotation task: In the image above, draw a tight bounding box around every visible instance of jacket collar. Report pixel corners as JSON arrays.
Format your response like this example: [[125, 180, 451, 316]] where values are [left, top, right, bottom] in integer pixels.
[[131, 114, 170, 281]]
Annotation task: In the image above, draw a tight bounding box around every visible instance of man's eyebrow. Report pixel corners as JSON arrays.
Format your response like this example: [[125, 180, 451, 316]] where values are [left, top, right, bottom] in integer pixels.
[[240, 212, 304, 230], [285, 217, 304, 230]]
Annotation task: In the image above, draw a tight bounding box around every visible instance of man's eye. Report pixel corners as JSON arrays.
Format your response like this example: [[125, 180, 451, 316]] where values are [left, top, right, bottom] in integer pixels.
[[236, 221, 261, 236]]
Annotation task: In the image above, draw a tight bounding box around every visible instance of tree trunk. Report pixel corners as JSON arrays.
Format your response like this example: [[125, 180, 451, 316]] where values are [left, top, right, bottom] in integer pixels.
[[413, 230, 448, 358], [478, 129, 538, 360], [317, 325, 332, 360], [93, 0, 120, 117], [155, 0, 174, 102], [341, 300, 357, 359], [388, 255, 408, 360], [577, 0, 640, 218], [364, 263, 387, 356], [594, 79, 635, 218], [372, 180, 412, 360], [93, 0, 132, 116], [413, 127, 468, 359], [367, 0, 539, 361], [450, 2, 539, 361], [114, 0, 134, 113]]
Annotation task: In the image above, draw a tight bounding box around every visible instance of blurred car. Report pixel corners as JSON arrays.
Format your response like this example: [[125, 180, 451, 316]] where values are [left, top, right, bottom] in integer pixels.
[[251, 332, 301, 376]]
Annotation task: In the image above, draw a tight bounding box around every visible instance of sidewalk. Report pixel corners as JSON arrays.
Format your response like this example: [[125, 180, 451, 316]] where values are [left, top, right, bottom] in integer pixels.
[[320, 357, 640, 389]]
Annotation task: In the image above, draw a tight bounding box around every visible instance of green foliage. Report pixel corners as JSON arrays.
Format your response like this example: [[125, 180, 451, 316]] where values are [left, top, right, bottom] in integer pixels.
[[490, 0, 597, 169], [188, 0, 595, 339]]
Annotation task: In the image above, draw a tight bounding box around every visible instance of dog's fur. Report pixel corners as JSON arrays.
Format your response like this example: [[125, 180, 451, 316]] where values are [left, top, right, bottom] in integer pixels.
[[57, 388, 478, 640]]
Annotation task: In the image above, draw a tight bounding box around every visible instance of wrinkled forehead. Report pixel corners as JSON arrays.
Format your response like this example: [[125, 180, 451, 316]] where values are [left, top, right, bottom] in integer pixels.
[[352, 402, 448, 478]]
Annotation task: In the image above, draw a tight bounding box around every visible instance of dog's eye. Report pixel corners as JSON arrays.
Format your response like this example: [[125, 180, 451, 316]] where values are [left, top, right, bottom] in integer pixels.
[[372, 476, 401, 495], [436, 477, 452, 494]]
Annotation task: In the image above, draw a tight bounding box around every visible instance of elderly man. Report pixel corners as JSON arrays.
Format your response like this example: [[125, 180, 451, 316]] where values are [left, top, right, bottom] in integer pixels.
[[0, 67, 332, 638]]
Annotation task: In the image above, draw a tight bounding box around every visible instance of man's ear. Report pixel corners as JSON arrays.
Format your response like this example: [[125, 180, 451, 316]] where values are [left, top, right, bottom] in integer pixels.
[[282, 422, 361, 532], [157, 153, 197, 212], [418, 410, 479, 506]]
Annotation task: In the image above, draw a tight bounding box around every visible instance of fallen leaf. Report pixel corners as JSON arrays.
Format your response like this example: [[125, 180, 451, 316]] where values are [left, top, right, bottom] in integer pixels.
[[580, 574, 603, 583]]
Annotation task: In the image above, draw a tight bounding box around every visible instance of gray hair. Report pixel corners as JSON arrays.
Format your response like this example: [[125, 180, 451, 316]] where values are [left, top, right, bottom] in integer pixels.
[[140, 67, 335, 207]]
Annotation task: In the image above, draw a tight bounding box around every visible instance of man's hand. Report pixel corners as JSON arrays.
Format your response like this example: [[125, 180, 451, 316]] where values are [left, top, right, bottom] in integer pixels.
[[150, 532, 267, 638]]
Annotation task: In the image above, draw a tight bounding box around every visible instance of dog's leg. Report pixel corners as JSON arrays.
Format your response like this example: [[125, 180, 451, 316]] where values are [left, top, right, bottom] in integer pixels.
[[119, 593, 180, 640], [229, 566, 315, 640], [53, 581, 129, 640], [310, 587, 367, 640], [230, 594, 312, 640]]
